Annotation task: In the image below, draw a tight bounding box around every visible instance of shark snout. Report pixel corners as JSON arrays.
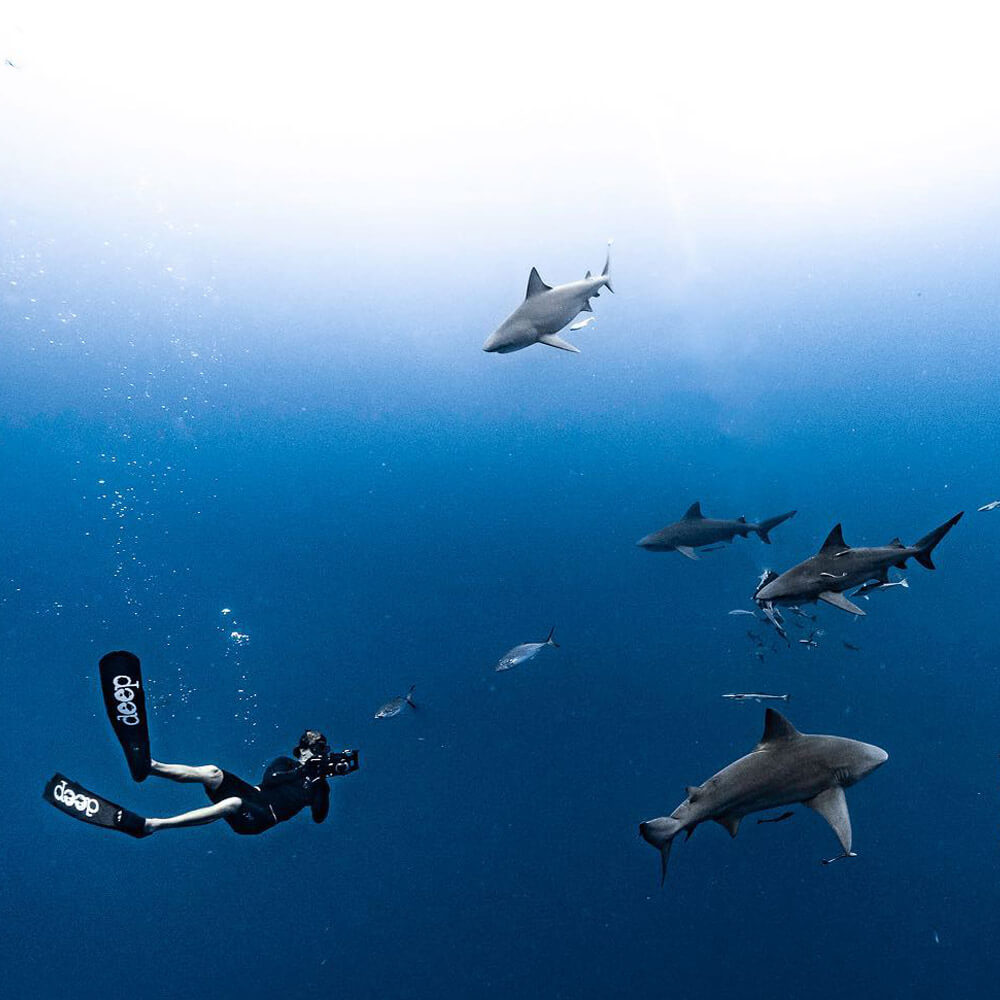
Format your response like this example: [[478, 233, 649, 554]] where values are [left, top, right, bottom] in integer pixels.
[[863, 743, 889, 774]]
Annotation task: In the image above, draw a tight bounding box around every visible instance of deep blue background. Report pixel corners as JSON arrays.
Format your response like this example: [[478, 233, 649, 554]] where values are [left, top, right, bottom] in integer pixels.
[[2, 214, 1000, 999]]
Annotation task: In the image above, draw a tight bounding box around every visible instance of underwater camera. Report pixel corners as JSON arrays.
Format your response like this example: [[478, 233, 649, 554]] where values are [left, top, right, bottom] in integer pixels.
[[319, 749, 360, 778]]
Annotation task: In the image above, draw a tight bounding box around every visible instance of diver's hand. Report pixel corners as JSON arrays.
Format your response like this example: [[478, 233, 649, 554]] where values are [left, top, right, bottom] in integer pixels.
[[303, 755, 325, 780]]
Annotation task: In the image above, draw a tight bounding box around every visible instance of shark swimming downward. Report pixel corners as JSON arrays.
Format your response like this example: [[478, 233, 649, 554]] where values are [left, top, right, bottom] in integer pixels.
[[754, 512, 962, 616], [639, 709, 888, 883], [482, 244, 613, 354]]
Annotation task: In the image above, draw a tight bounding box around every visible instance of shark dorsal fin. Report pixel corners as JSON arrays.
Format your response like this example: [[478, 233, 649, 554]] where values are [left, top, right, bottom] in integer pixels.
[[737, 515, 746, 523], [525, 267, 552, 299], [887, 536, 905, 548], [756, 708, 800, 748], [683, 501, 704, 520], [585, 269, 592, 279], [819, 524, 848, 553]]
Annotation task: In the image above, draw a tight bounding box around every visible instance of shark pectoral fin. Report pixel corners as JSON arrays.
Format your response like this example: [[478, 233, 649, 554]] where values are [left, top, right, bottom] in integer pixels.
[[714, 815, 742, 838], [537, 333, 581, 353], [676, 546, 698, 560], [806, 786, 852, 854], [818, 591, 866, 616]]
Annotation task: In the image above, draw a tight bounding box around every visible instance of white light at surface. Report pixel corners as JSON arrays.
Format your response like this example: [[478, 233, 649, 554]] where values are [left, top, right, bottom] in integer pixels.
[[3, 0, 998, 219]]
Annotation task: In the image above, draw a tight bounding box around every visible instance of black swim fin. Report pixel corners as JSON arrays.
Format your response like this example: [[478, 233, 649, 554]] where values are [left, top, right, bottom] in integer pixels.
[[99, 650, 152, 782], [43, 773, 150, 838]]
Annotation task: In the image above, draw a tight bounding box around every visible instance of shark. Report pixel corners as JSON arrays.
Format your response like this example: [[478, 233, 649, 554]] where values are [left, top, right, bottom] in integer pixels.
[[482, 244, 613, 354], [754, 512, 962, 616], [637, 501, 797, 560], [638, 709, 887, 883]]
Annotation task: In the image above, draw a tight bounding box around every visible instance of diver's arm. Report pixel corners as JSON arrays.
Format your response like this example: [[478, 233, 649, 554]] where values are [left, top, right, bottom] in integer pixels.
[[311, 779, 330, 823], [260, 757, 311, 788]]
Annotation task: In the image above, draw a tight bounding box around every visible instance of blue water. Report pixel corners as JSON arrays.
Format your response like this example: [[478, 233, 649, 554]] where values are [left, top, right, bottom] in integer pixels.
[[4, 118, 1000, 1000]]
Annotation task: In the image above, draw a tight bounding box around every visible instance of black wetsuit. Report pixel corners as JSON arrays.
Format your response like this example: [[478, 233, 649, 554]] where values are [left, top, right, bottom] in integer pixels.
[[205, 756, 330, 835]]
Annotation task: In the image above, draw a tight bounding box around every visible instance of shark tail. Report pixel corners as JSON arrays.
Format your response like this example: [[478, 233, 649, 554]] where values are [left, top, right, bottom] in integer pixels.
[[912, 512, 963, 570], [406, 684, 417, 710], [639, 816, 683, 885], [602, 240, 614, 293], [545, 626, 559, 648], [756, 510, 796, 544]]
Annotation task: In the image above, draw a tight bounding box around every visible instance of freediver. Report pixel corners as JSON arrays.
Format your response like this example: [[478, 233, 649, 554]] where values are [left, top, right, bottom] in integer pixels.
[[44, 651, 359, 839]]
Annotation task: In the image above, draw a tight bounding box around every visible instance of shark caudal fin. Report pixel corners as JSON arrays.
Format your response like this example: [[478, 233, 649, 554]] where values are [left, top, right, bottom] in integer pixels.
[[602, 240, 614, 293], [639, 816, 683, 885], [544, 626, 559, 648], [756, 510, 797, 544], [912, 512, 963, 570]]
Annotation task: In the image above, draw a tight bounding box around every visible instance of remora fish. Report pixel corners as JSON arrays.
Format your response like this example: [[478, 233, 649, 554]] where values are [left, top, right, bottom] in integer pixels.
[[853, 577, 909, 599], [637, 502, 796, 560], [722, 693, 791, 703], [482, 244, 613, 354], [978, 500, 1000, 512], [638, 709, 888, 883], [754, 513, 962, 616], [495, 627, 559, 672], [375, 685, 417, 719], [757, 811, 794, 825]]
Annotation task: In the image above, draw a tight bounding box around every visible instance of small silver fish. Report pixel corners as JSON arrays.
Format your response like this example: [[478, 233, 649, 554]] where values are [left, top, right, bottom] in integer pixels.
[[568, 316, 596, 332], [374, 685, 417, 719], [798, 629, 825, 649], [495, 627, 559, 672], [978, 500, 1000, 512], [728, 609, 758, 617], [722, 692, 791, 702]]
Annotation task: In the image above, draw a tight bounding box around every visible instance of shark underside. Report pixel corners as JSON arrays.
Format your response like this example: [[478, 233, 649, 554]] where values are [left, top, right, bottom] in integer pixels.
[[639, 709, 888, 883]]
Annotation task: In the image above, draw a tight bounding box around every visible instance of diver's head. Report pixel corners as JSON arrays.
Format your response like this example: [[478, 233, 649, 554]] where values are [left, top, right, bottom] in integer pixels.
[[294, 729, 328, 762]]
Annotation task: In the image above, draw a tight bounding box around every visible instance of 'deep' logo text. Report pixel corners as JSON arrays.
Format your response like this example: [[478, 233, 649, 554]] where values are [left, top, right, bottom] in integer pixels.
[[53, 779, 100, 817], [112, 674, 142, 727]]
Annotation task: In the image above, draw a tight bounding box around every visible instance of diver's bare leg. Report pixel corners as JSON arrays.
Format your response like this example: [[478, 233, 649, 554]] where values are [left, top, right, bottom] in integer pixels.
[[145, 797, 242, 834], [148, 760, 224, 791]]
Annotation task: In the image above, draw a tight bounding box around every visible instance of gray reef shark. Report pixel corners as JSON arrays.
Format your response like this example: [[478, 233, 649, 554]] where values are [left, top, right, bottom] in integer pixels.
[[637, 501, 796, 560], [639, 709, 888, 883], [754, 512, 962, 616], [482, 244, 613, 354]]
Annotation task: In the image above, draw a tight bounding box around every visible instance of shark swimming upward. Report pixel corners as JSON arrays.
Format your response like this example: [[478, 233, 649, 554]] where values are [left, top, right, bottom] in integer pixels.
[[482, 244, 613, 354], [754, 513, 962, 616], [639, 709, 888, 883], [637, 502, 796, 560]]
